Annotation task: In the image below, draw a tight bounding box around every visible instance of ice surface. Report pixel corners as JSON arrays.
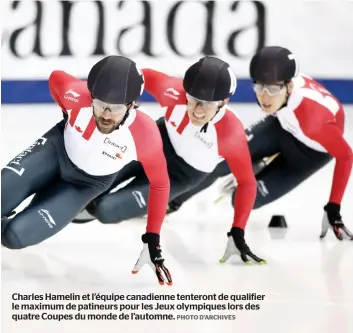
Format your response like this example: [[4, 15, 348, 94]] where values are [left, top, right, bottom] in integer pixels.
[[1, 103, 353, 333]]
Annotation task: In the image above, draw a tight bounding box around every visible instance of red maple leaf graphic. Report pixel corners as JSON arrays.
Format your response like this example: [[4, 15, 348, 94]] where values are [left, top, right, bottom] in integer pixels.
[[75, 125, 83, 133], [170, 121, 177, 127]]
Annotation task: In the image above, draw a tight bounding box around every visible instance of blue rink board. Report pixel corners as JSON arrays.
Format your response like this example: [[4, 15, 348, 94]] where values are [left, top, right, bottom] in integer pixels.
[[2, 79, 353, 104]]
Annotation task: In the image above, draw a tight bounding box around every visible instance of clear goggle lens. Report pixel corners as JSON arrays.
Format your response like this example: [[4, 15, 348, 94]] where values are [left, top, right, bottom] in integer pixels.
[[186, 93, 221, 109], [253, 83, 285, 96], [92, 99, 129, 114]]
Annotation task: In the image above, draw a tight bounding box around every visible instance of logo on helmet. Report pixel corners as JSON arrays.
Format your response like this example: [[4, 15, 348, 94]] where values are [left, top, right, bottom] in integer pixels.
[[288, 54, 299, 77], [136, 67, 145, 95], [228, 67, 237, 94]]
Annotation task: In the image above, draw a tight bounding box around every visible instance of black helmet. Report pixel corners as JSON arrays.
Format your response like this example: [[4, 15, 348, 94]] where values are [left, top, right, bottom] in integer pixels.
[[88, 55, 144, 104], [183, 56, 237, 101], [250, 46, 298, 84]]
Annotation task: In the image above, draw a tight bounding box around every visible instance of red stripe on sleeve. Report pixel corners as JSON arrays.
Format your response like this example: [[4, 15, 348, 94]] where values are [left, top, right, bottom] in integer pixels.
[[69, 108, 81, 127], [176, 112, 189, 134], [82, 116, 97, 141], [165, 106, 174, 122]]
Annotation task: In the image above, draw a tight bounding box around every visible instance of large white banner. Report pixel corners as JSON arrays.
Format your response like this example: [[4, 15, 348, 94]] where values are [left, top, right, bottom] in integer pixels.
[[2, 0, 353, 79]]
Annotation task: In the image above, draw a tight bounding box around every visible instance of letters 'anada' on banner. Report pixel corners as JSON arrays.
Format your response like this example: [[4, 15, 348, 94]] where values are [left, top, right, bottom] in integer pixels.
[[2, 0, 353, 104]]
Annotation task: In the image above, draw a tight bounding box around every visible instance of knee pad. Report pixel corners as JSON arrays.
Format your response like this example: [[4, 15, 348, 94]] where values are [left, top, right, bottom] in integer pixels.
[[2, 225, 25, 249]]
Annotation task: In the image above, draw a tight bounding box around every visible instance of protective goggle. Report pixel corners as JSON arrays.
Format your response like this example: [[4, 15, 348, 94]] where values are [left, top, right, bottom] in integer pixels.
[[186, 93, 222, 110], [92, 99, 130, 114], [253, 83, 286, 97]]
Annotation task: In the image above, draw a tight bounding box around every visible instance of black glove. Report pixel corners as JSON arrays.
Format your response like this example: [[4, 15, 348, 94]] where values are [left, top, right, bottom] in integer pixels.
[[132, 233, 173, 285], [320, 203, 353, 240], [220, 227, 267, 265]]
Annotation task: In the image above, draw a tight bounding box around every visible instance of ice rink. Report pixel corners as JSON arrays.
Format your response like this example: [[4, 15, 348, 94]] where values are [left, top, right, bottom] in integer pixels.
[[2, 103, 353, 333]]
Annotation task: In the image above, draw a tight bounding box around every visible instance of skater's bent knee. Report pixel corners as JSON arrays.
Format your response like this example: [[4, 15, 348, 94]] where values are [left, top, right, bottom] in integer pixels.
[[95, 199, 122, 224], [1, 227, 25, 249]]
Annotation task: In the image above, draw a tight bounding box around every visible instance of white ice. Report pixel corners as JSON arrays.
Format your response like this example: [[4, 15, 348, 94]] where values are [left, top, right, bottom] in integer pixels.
[[1, 103, 353, 333]]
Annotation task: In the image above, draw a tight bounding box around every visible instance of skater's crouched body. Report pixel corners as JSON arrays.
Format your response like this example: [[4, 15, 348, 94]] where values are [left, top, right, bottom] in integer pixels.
[[1, 120, 117, 249]]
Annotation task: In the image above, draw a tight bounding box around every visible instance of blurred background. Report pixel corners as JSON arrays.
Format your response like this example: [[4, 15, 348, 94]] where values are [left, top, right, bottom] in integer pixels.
[[2, 0, 353, 104]]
